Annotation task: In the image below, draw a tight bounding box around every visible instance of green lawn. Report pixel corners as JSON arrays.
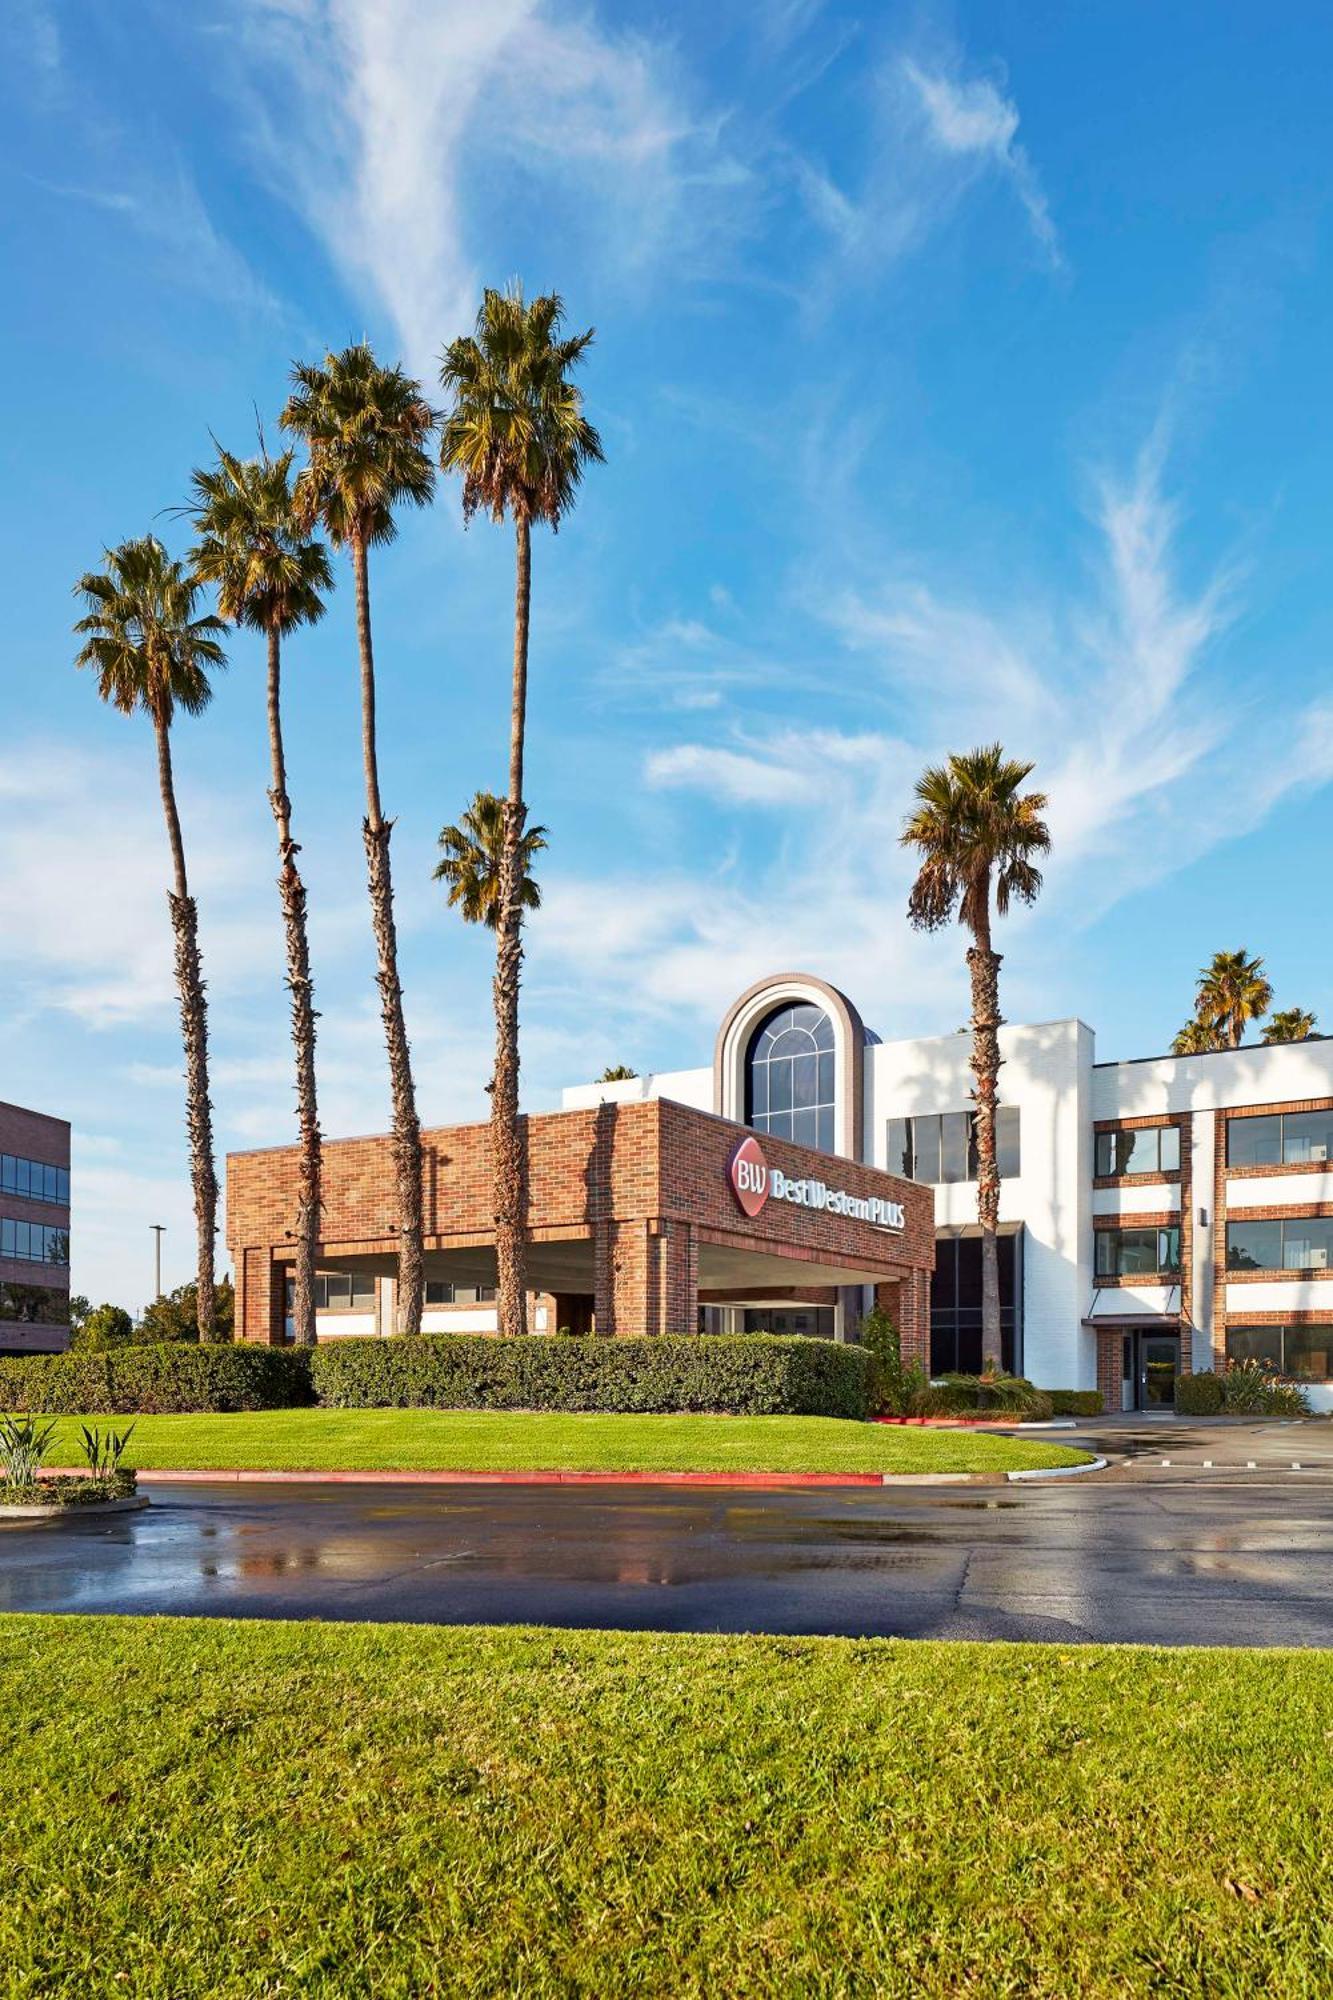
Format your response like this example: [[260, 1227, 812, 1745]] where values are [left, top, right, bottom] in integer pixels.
[[42, 1407, 1091, 1476], [3, 1614, 1332, 1997]]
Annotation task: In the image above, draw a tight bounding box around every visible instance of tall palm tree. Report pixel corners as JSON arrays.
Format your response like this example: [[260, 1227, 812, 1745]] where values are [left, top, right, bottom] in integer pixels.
[[439, 285, 603, 1339], [434, 790, 547, 930], [1195, 949, 1272, 1050], [1262, 1006, 1318, 1045], [1170, 1017, 1225, 1056], [188, 442, 333, 1349], [902, 745, 1050, 1375], [281, 345, 436, 1336], [74, 537, 227, 1341]]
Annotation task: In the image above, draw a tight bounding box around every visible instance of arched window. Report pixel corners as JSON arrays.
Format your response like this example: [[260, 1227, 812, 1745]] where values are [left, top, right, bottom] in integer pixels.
[[746, 1003, 836, 1153]]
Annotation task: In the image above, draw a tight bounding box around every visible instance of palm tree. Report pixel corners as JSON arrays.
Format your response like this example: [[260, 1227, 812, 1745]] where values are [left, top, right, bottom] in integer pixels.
[[281, 345, 436, 1336], [439, 285, 603, 1339], [1262, 1006, 1318, 1045], [1195, 949, 1272, 1050], [1170, 1017, 1225, 1056], [902, 745, 1050, 1375], [74, 538, 227, 1341], [434, 790, 547, 930], [188, 442, 333, 1349]]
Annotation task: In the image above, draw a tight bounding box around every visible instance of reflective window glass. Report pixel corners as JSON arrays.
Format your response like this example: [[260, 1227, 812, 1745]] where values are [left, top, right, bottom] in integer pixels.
[[1225, 1325, 1283, 1370], [747, 1003, 837, 1156], [1227, 1116, 1282, 1168], [997, 1105, 1021, 1178], [1226, 1220, 1282, 1271], [1282, 1111, 1333, 1165], [1284, 1325, 1333, 1379]]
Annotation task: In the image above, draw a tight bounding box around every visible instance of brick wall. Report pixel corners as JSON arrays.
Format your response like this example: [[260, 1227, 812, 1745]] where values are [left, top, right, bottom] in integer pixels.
[[228, 1098, 935, 1352]]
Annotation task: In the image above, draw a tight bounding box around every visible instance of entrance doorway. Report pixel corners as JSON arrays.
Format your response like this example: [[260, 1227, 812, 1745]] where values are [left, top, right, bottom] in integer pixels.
[[1122, 1331, 1179, 1410]]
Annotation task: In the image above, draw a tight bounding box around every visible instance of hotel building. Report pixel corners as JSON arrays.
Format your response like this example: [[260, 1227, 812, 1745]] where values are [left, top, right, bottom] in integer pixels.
[[228, 971, 1333, 1413], [0, 1097, 72, 1355]]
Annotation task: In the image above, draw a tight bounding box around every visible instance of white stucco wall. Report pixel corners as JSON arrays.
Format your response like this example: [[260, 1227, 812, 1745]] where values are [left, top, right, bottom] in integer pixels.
[[1092, 1040, 1333, 1119], [561, 1066, 711, 1115], [866, 1018, 1095, 1390]]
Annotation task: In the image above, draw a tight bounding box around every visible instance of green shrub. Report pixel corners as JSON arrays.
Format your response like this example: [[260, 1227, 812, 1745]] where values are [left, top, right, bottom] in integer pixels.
[[909, 1373, 1054, 1421], [1046, 1390, 1104, 1418], [0, 1343, 312, 1415], [1219, 1358, 1310, 1417], [858, 1308, 928, 1416], [310, 1334, 874, 1419], [71, 1303, 135, 1353], [1175, 1372, 1224, 1415]]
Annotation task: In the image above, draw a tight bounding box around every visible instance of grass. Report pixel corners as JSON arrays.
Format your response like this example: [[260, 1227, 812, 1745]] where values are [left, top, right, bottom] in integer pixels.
[[4, 1614, 1333, 1997], [39, 1407, 1091, 1476]]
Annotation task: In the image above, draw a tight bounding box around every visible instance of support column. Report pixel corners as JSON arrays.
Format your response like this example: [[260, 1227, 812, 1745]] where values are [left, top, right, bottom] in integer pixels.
[[878, 1271, 930, 1372], [237, 1248, 285, 1345], [594, 1218, 697, 1336]]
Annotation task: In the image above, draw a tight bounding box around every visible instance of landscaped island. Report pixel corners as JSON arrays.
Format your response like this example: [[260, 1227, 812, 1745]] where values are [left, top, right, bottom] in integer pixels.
[[40, 1409, 1092, 1477], [2, 1613, 1328, 1996]]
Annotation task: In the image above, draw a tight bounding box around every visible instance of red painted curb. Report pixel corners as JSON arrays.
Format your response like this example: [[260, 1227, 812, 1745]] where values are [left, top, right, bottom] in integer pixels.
[[113, 1466, 892, 1488]]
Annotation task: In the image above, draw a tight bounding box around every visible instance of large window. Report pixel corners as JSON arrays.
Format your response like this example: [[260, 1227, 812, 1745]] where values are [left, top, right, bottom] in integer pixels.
[[1226, 1324, 1333, 1381], [742, 1307, 836, 1338], [1226, 1217, 1333, 1272], [284, 1272, 376, 1312], [1095, 1126, 1180, 1178], [747, 1004, 836, 1153], [0, 1154, 69, 1206], [0, 1217, 69, 1265], [1094, 1225, 1181, 1279], [930, 1233, 1020, 1374], [887, 1108, 1020, 1185], [425, 1282, 497, 1305], [1227, 1109, 1333, 1169]]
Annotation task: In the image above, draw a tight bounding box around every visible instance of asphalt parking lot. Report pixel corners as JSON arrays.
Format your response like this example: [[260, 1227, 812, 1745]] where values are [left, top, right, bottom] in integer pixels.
[[6, 1450, 1333, 1646]]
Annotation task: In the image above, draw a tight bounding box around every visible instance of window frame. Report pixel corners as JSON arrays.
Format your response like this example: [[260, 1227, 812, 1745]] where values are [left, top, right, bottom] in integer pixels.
[[1094, 1125, 1180, 1180], [885, 1108, 1021, 1186], [1227, 1110, 1333, 1171], [1226, 1215, 1333, 1274], [1094, 1223, 1182, 1280]]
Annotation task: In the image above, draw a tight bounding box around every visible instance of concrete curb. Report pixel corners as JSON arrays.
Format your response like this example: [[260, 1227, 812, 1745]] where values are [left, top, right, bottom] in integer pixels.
[[0, 1495, 148, 1523], [118, 1463, 1089, 1491], [1007, 1456, 1108, 1483]]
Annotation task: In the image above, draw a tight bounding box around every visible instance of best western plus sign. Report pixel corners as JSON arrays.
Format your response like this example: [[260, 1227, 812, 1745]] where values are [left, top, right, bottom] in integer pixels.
[[728, 1134, 906, 1230]]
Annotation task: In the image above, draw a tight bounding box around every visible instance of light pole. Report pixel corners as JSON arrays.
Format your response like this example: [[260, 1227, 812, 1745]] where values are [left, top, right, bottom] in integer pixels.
[[150, 1224, 166, 1303]]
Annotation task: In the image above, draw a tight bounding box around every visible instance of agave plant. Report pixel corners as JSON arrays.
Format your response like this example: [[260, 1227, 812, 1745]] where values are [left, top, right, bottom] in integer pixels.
[[0, 1414, 57, 1487]]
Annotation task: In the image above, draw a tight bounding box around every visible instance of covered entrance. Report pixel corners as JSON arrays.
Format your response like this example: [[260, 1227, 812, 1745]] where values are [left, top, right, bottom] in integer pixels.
[[228, 1097, 935, 1358], [1127, 1330, 1179, 1410]]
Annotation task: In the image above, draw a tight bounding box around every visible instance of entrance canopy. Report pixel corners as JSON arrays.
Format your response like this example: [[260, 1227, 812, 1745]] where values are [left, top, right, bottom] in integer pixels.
[[228, 1097, 935, 1347]]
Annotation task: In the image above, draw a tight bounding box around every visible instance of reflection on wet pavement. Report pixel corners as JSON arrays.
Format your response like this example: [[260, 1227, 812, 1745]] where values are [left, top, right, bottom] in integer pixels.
[[4, 1478, 1333, 1646]]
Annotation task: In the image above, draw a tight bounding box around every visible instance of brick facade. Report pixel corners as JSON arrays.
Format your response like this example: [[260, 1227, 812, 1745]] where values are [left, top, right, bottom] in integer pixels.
[[227, 1098, 935, 1355], [1211, 1100, 1333, 1374], [0, 1098, 71, 1355]]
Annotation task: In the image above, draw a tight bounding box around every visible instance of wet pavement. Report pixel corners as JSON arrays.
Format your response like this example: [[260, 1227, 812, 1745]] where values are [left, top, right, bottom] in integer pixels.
[[5, 1474, 1333, 1645]]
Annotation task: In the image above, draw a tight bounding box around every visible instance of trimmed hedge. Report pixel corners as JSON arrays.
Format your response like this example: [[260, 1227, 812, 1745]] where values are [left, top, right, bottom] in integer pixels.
[[1175, 1372, 1224, 1416], [310, 1334, 874, 1419], [0, 1343, 313, 1415], [910, 1373, 1054, 1422], [1046, 1390, 1104, 1418]]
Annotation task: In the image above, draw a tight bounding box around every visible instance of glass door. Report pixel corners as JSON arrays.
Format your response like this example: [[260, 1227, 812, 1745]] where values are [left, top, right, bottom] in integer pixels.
[[1138, 1335, 1179, 1410]]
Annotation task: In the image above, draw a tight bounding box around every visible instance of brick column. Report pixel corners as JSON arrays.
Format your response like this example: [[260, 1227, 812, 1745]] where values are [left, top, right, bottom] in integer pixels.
[[595, 1218, 697, 1336], [876, 1272, 931, 1372], [238, 1247, 285, 1345]]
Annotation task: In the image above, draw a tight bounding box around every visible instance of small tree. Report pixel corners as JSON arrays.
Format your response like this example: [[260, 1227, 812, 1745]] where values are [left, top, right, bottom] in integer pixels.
[[71, 1303, 135, 1352], [138, 1276, 235, 1345], [597, 1065, 638, 1082]]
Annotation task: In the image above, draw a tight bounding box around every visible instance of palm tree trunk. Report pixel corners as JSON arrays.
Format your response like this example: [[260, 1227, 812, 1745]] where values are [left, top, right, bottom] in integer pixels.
[[967, 902, 1004, 1378], [351, 533, 424, 1336], [492, 511, 531, 1339], [266, 622, 321, 1349], [153, 711, 219, 1344]]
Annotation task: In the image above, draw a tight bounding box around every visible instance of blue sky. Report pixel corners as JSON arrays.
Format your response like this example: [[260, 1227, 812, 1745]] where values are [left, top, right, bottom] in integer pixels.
[[3, 0, 1331, 1308]]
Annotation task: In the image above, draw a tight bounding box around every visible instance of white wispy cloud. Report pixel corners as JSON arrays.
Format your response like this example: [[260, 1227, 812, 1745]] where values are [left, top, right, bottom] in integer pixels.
[[228, 0, 732, 369], [903, 60, 1059, 264], [791, 50, 1061, 287]]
